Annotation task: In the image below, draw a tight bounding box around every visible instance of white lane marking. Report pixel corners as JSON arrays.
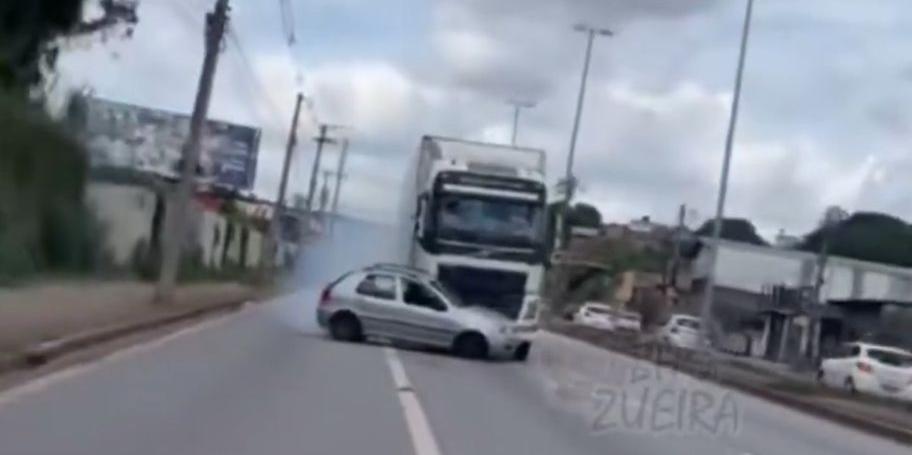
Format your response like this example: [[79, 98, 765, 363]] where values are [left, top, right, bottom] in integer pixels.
[[383, 347, 443, 455], [0, 301, 260, 408]]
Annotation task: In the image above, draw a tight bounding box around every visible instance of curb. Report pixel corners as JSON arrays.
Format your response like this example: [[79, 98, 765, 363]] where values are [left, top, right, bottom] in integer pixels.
[[0, 299, 252, 374], [546, 324, 912, 445]]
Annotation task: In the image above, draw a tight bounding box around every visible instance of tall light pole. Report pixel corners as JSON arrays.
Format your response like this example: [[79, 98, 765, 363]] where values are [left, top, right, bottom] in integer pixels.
[[699, 0, 755, 346], [558, 23, 612, 248], [507, 99, 536, 146]]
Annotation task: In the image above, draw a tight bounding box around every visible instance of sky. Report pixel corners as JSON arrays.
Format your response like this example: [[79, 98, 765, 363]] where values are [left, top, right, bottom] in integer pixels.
[[55, 0, 912, 239]]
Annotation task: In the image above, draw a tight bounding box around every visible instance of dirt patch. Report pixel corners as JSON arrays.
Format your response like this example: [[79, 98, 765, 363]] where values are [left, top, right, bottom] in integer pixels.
[[0, 281, 258, 354]]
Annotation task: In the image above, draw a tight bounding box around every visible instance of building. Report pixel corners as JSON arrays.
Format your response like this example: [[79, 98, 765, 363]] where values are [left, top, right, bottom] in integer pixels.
[[690, 239, 912, 362]]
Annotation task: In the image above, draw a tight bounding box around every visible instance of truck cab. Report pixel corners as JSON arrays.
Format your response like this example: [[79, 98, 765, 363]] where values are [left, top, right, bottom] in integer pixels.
[[403, 135, 547, 325]]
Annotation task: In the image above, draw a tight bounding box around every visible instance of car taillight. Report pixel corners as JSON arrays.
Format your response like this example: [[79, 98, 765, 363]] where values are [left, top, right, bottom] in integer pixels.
[[319, 286, 332, 306], [856, 361, 873, 373]]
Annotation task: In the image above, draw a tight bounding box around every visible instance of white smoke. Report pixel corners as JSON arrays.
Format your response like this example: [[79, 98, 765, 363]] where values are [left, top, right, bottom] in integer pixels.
[[266, 215, 406, 334]]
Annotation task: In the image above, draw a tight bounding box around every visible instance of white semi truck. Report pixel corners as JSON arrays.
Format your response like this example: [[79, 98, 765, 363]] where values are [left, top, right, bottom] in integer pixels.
[[400, 135, 547, 325]]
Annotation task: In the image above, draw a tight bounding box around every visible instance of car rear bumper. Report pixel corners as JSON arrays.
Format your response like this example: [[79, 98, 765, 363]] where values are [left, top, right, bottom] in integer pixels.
[[853, 373, 912, 401], [316, 308, 330, 328]]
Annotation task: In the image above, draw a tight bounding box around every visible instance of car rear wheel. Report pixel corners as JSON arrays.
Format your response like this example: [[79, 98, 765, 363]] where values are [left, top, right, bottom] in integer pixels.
[[329, 313, 363, 342], [844, 376, 857, 395], [816, 369, 824, 385], [453, 332, 488, 359]]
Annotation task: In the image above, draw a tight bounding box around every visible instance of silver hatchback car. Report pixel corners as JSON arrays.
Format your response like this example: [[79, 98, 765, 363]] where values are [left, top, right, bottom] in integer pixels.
[[316, 264, 537, 361]]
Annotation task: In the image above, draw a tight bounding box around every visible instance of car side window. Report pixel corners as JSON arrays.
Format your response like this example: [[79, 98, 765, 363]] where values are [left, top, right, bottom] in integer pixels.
[[355, 274, 397, 300], [402, 279, 446, 312]]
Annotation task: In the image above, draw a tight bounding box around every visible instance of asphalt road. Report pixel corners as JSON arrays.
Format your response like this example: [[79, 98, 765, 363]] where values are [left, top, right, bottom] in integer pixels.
[[2, 220, 910, 455], [0, 288, 909, 455]]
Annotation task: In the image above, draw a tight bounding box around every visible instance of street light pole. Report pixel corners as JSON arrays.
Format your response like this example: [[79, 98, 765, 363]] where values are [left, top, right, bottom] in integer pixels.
[[558, 24, 612, 249], [699, 0, 755, 346], [507, 99, 535, 146]]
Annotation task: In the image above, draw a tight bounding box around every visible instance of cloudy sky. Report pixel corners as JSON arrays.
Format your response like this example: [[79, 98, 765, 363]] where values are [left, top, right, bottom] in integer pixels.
[[56, 0, 912, 238]]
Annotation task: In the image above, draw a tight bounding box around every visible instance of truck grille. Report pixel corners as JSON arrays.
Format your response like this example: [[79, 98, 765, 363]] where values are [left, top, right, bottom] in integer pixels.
[[437, 265, 526, 319]]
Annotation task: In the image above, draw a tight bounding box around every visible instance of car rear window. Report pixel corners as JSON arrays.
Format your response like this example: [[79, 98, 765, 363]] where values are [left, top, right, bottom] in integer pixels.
[[585, 305, 611, 315], [867, 349, 912, 367], [355, 274, 397, 300]]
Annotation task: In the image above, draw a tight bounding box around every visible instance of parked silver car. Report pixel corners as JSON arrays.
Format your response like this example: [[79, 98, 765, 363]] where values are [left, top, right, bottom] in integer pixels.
[[316, 264, 537, 361]]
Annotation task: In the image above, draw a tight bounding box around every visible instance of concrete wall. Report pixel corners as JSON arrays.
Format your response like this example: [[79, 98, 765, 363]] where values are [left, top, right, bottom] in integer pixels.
[[695, 239, 912, 304], [85, 182, 157, 266], [197, 210, 227, 269]]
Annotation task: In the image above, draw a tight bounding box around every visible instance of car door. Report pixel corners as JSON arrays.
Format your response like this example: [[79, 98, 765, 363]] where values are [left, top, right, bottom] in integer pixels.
[[395, 278, 460, 348], [350, 273, 401, 338]]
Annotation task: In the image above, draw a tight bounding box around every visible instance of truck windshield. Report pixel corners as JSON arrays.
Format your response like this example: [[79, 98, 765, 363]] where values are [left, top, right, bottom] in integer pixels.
[[435, 194, 543, 248]]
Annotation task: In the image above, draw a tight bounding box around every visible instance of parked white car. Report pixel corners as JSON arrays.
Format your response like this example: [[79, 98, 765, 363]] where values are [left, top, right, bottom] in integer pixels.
[[818, 342, 912, 402], [574, 303, 615, 330], [611, 310, 642, 333], [659, 314, 703, 350]]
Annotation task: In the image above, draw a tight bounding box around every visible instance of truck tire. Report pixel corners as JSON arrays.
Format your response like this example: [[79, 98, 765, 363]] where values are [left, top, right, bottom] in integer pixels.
[[329, 312, 363, 342], [453, 332, 488, 359]]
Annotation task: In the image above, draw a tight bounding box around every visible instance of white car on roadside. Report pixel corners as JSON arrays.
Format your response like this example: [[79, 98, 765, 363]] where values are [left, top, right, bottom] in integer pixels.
[[659, 314, 703, 350], [611, 310, 642, 333], [818, 342, 912, 402], [574, 303, 616, 330], [574, 303, 642, 333]]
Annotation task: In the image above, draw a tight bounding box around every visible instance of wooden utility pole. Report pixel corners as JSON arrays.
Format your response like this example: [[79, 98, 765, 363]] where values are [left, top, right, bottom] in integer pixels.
[[265, 92, 304, 268], [667, 203, 686, 287], [329, 138, 348, 233], [306, 124, 336, 213], [155, 0, 230, 303]]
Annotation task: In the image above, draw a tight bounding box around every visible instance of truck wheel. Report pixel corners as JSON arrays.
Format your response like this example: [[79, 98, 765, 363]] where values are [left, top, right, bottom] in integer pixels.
[[514, 342, 531, 362], [453, 332, 488, 359], [329, 312, 363, 342]]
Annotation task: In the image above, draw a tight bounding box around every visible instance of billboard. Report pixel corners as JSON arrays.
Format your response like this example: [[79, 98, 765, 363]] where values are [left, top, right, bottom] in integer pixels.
[[75, 96, 261, 189]]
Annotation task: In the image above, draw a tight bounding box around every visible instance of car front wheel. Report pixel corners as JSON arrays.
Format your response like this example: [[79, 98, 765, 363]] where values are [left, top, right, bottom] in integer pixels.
[[513, 342, 531, 362], [453, 332, 489, 359]]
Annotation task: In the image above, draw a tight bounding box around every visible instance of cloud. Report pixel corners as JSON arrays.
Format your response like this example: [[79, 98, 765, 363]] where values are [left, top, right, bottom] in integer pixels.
[[53, 0, 912, 238]]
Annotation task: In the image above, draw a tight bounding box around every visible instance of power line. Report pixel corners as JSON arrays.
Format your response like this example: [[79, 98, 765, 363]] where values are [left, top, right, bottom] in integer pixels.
[[225, 25, 288, 127]]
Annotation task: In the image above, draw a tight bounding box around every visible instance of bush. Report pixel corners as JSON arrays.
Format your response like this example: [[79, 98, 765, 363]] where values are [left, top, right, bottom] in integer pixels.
[[0, 93, 104, 281]]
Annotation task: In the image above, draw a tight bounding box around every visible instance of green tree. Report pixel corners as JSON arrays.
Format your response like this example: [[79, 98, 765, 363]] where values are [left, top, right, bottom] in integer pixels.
[[799, 212, 912, 267], [567, 202, 602, 229], [695, 218, 767, 246], [0, 0, 137, 96]]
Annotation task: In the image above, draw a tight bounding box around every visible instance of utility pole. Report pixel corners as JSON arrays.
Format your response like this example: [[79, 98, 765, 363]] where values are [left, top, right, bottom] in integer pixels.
[[306, 124, 337, 213], [329, 138, 349, 233], [507, 100, 535, 146], [808, 206, 847, 361], [699, 0, 754, 346], [155, 0, 230, 303], [667, 204, 686, 288], [265, 92, 304, 268], [557, 23, 612, 250]]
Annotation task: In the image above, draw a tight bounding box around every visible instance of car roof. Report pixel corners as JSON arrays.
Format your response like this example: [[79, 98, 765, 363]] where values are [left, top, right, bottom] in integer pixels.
[[360, 263, 432, 281], [850, 342, 912, 355]]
